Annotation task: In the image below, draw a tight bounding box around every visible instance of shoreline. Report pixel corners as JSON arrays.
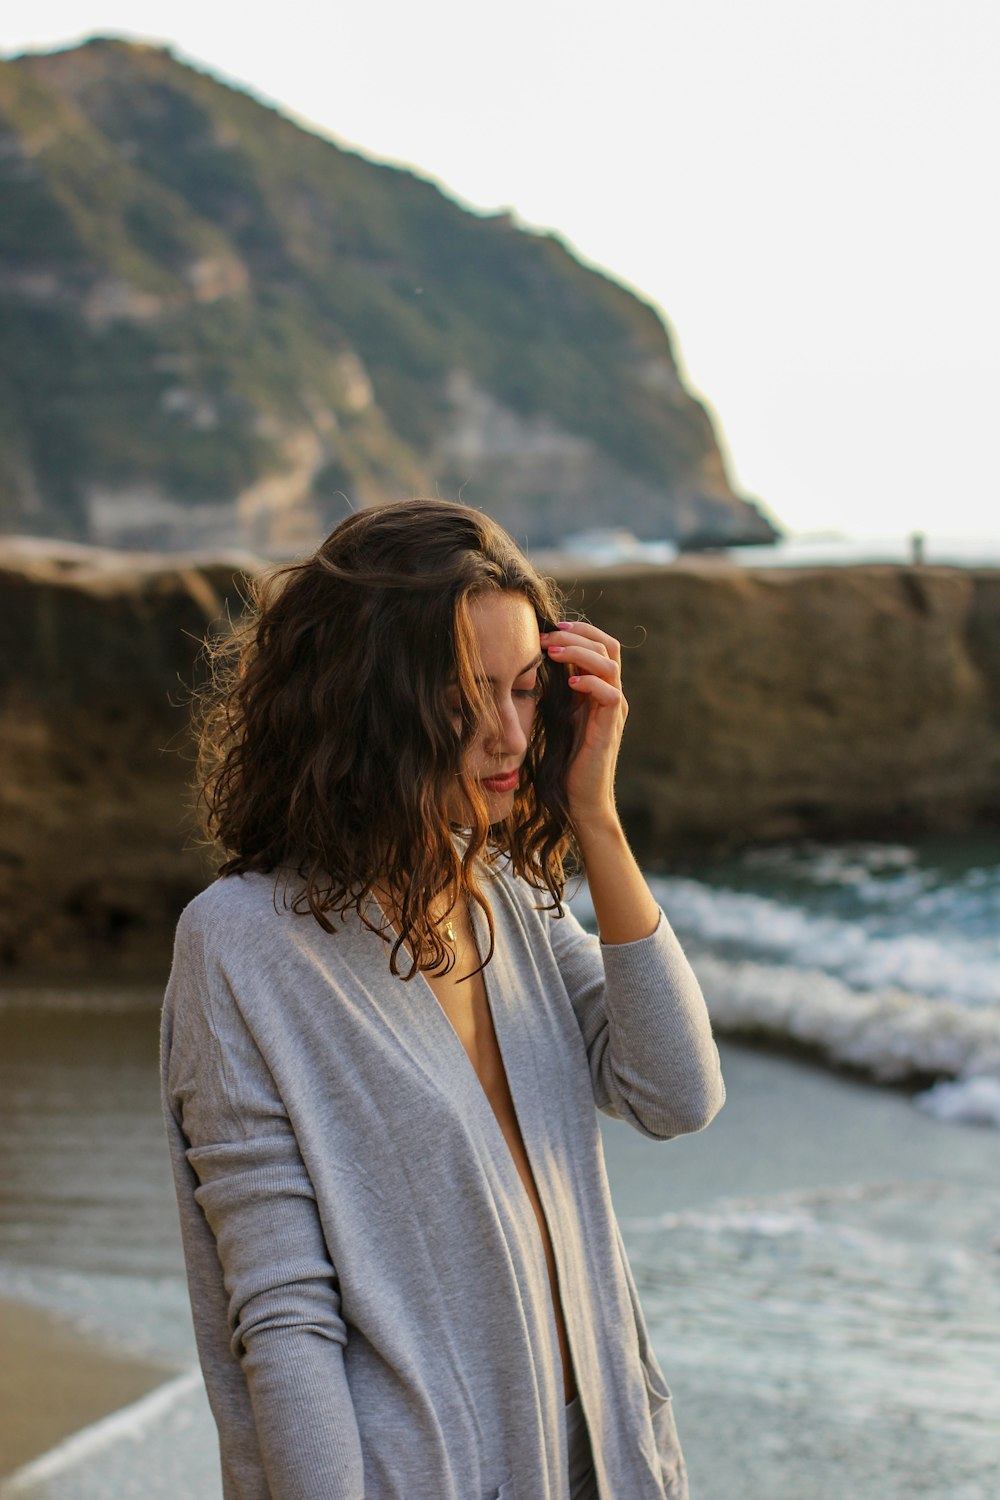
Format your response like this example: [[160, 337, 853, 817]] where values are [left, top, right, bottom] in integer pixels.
[[2, 1041, 998, 1498], [0, 1297, 177, 1481]]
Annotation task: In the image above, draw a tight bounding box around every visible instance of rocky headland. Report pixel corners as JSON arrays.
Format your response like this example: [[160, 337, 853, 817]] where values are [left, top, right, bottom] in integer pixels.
[[2, 541, 998, 973], [0, 38, 775, 553]]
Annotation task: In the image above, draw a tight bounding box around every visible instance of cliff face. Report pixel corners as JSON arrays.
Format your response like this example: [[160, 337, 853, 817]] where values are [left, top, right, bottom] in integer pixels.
[[0, 38, 776, 552], [582, 561, 1000, 851], [1, 544, 997, 973], [0, 545, 235, 970]]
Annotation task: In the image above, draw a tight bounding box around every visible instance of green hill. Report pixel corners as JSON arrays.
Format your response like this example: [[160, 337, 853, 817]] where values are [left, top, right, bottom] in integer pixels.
[[0, 37, 778, 551]]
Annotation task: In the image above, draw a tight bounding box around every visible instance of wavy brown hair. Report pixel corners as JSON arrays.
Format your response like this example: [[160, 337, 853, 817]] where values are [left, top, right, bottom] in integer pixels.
[[197, 499, 580, 976]]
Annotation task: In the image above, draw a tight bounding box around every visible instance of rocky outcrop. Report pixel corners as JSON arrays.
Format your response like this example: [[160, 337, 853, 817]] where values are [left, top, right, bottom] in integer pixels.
[[0, 542, 262, 972], [577, 560, 1000, 854], [1, 543, 997, 973]]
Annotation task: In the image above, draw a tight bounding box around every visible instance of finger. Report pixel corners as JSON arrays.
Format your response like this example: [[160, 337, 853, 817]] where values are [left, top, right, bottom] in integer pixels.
[[545, 642, 620, 684], [541, 624, 612, 658], [566, 674, 623, 708], [549, 632, 611, 664], [549, 620, 621, 664]]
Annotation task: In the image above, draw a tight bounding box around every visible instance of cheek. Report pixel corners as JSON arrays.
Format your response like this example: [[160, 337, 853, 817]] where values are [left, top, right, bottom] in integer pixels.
[[461, 723, 486, 766]]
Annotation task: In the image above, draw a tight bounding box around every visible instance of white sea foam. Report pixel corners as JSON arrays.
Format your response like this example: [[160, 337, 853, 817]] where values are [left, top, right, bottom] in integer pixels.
[[643, 875, 1000, 1008], [0, 1369, 202, 1495], [740, 841, 920, 883], [569, 854, 1000, 1122], [915, 1075, 1000, 1127], [692, 952, 1000, 1087]]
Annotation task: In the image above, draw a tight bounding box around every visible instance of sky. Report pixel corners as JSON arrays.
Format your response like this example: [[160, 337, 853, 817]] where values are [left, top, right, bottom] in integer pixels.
[[3, 0, 998, 540]]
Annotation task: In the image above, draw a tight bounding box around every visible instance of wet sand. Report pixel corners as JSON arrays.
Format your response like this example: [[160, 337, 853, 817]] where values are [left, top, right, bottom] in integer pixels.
[[0, 1299, 174, 1479]]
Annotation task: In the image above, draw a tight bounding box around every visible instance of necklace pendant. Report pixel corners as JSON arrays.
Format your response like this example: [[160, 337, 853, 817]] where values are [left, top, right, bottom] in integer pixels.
[[444, 918, 457, 944]]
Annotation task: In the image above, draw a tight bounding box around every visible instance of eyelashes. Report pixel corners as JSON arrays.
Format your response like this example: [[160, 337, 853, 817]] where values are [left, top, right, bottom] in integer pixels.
[[447, 677, 543, 727]]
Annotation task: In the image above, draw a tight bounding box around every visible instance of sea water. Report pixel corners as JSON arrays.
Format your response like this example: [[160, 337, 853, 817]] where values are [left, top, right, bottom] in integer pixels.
[[724, 533, 1000, 569], [548, 531, 1000, 570], [670, 835, 1000, 1125], [572, 834, 1000, 1126]]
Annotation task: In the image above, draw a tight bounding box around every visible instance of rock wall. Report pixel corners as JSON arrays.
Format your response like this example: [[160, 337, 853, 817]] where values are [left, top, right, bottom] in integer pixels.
[[571, 560, 1000, 853], [0, 543, 260, 973], [1, 543, 998, 973]]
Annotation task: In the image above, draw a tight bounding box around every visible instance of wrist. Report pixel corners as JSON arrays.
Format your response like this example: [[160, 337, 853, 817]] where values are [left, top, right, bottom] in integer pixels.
[[571, 805, 626, 853]]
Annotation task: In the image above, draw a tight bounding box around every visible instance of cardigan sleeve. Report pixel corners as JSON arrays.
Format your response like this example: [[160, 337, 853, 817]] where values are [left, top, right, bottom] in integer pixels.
[[162, 912, 366, 1500], [544, 898, 725, 1140]]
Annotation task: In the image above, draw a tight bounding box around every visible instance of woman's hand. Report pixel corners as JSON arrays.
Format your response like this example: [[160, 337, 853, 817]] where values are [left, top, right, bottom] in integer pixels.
[[540, 620, 627, 835], [541, 617, 658, 942]]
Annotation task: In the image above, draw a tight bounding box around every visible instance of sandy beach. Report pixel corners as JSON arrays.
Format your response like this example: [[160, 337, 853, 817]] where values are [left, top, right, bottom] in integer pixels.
[[0, 1298, 173, 1478], [1, 1036, 997, 1499]]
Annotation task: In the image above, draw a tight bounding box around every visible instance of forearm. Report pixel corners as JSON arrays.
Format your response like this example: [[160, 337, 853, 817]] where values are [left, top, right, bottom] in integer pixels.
[[572, 811, 659, 945], [243, 1325, 365, 1500], [548, 873, 725, 1138]]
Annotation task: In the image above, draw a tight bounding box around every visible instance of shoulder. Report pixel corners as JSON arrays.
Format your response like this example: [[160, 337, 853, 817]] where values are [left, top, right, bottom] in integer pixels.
[[175, 870, 300, 950], [164, 871, 316, 1055], [167, 871, 311, 1016]]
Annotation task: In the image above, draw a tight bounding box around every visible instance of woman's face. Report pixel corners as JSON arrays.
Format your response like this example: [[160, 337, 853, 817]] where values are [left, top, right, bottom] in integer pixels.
[[458, 591, 542, 821]]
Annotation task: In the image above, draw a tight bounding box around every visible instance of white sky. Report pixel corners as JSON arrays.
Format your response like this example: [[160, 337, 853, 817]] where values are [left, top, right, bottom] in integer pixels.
[[3, 0, 999, 539]]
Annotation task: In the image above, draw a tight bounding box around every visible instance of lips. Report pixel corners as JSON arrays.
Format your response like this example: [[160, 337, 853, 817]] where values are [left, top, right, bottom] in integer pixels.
[[480, 768, 520, 794]]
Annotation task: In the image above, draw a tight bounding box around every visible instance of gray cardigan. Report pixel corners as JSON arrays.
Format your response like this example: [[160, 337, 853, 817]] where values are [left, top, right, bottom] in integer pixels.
[[160, 863, 724, 1500]]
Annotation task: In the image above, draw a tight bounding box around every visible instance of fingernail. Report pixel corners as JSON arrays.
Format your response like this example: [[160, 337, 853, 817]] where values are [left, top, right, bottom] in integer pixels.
[[548, 644, 564, 654], [557, 621, 573, 629], [568, 676, 580, 685]]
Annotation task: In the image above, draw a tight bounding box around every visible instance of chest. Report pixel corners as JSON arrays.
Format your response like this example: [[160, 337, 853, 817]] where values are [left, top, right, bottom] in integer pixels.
[[421, 960, 518, 1134]]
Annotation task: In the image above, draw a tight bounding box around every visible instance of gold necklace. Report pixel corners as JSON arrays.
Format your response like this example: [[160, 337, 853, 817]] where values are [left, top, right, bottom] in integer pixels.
[[443, 917, 457, 944]]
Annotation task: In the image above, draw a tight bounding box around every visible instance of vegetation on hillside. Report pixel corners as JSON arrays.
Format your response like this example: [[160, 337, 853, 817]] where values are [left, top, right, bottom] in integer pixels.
[[0, 38, 774, 546]]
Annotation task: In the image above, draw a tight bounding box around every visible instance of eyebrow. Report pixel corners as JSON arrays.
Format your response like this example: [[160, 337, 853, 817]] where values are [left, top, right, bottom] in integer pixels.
[[476, 652, 544, 685]]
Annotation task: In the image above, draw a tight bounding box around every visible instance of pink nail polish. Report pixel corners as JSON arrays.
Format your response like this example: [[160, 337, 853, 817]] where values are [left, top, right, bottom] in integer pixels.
[[568, 675, 580, 685]]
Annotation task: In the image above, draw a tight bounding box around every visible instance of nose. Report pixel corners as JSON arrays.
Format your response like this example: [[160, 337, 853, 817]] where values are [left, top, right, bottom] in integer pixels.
[[484, 694, 529, 760]]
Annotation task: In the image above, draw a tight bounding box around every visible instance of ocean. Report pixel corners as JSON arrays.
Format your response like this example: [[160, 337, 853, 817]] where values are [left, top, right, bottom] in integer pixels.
[[724, 533, 1000, 569], [551, 530, 1000, 570], [644, 835, 1000, 1127], [1, 834, 998, 1498]]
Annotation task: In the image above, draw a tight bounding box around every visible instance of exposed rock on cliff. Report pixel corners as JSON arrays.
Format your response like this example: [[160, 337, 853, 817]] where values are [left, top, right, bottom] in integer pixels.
[[2, 544, 996, 973], [578, 561, 1000, 851], [0, 37, 776, 552], [0, 542, 260, 970]]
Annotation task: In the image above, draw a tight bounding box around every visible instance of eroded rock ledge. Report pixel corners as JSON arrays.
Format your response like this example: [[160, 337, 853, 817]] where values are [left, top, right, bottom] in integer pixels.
[[2, 542, 998, 973]]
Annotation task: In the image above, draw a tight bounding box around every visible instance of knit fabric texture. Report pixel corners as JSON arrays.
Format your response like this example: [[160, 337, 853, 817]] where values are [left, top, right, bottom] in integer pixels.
[[160, 864, 724, 1500]]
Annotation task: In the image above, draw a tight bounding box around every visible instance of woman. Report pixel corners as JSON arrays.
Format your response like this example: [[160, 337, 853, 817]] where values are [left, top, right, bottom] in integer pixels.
[[161, 498, 724, 1500]]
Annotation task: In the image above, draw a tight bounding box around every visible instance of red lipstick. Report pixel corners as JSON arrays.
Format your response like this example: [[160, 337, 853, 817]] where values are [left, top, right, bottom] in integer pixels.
[[481, 769, 520, 794]]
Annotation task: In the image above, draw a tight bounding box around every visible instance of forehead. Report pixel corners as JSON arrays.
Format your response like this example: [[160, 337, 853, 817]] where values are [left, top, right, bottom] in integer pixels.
[[466, 591, 539, 678]]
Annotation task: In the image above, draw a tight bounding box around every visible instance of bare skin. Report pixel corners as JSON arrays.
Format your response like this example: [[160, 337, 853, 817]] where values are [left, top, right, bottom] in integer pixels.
[[387, 591, 660, 1405]]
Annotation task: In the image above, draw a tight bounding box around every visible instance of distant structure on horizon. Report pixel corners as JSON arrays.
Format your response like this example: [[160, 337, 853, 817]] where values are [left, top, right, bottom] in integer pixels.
[[0, 37, 779, 555]]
